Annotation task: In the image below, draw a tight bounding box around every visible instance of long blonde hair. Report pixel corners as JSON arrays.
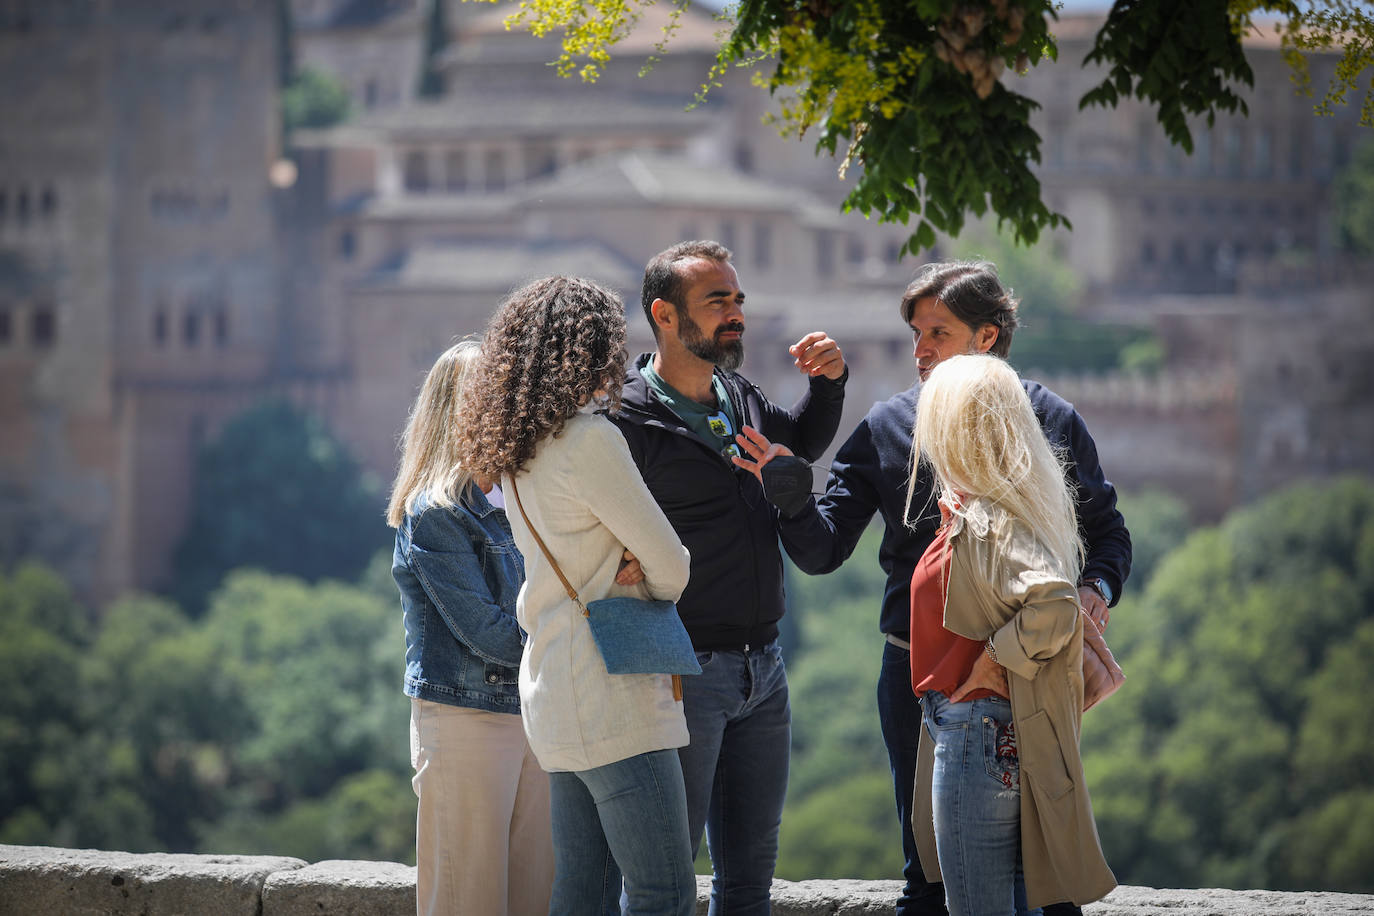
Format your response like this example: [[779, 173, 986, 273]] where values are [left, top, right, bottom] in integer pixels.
[[385, 340, 482, 528], [905, 354, 1084, 579]]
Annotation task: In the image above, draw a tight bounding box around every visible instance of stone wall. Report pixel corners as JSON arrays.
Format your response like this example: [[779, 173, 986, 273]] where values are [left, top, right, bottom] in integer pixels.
[[2, 845, 1371, 916]]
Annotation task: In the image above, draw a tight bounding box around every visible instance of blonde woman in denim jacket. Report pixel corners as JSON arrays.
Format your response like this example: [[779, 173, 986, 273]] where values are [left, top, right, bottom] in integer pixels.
[[387, 340, 554, 916]]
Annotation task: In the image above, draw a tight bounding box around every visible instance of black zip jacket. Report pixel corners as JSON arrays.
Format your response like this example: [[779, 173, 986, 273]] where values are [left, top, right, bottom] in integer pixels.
[[779, 379, 1132, 639], [608, 353, 847, 650]]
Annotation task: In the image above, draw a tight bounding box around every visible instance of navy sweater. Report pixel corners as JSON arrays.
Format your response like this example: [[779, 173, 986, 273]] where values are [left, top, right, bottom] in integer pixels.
[[780, 379, 1132, 639]]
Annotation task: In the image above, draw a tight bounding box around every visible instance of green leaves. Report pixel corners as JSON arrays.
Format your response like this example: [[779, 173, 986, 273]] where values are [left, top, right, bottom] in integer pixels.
[[1081, 0, 1254, 154], [488, 0, 1372, 253]]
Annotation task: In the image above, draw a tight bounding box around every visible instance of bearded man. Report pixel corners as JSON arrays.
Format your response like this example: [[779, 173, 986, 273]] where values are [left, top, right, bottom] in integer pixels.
[[608, 239, 847, 915]]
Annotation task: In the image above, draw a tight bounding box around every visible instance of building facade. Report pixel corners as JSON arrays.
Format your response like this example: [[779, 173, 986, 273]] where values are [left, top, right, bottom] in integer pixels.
[[1, 0, 285, 599], [2, 0, 1369, 603]]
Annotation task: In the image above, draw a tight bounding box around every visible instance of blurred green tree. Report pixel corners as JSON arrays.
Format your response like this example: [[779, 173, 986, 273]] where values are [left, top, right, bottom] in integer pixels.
[[1113, 488, 1192, 592], [172, 400, 386, 614], [199, 571, 407, 807], [199, 769, 415, 864], [1082, 476, 1374, 893], [0, 565, 92, 844], [0, 565, 409, 861], [282, 66, 351, 134], [1335, 138, 1374, 254], [777, 528, 900, 879]]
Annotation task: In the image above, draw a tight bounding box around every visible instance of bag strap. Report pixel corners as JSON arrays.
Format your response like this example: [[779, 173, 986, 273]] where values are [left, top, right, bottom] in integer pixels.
[[509, 478, 589, 617], [508, 480, 684, 703]]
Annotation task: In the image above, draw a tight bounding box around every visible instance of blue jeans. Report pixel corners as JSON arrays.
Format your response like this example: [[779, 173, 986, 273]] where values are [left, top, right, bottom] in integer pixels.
[[920, 691, 1039, 916], [881, 644, 1078, 916], [678, 641, 790, 916], [548, 749, 696, 916], [878, 641, 949, 916]]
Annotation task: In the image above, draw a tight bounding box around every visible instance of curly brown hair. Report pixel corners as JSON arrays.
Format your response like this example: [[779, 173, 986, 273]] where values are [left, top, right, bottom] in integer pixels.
[[457, 276, 628, 480]]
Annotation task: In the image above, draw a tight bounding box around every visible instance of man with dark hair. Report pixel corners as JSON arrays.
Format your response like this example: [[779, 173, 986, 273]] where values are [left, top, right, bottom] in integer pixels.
[[735, 259, 1131, 916], [608, 240, 847, 914]]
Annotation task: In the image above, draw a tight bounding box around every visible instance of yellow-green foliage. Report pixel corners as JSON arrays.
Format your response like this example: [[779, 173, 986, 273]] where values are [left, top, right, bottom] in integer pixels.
[[1232, 0, 1374, 126], [475, 0, 685, 81], [475, 0, 1372, 252]]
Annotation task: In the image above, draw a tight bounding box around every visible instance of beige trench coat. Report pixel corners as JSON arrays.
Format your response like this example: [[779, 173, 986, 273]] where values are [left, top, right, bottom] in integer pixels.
[[912, 504, 1116, 910]]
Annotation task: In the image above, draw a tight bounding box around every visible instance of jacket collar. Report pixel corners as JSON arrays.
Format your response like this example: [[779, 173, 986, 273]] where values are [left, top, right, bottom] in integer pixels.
[[618, 352, 747, 431], [461, 481, 501, 518], [941, 495, 993, 540]]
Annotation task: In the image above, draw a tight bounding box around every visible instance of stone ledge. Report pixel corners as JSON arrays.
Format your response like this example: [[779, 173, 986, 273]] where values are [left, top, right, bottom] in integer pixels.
[[2, 846, 1371, 915], [263, 859, 417, 915], [0, 845, 306, 915]]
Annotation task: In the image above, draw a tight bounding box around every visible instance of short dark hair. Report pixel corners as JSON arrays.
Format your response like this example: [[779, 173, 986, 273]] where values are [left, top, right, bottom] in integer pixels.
[[641, 240, 733, 339], [900, 260, 1019, 358]]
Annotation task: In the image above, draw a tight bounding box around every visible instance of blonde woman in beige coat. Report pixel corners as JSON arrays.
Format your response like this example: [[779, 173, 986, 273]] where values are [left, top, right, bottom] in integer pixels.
[[905, 354, 1115, 915]]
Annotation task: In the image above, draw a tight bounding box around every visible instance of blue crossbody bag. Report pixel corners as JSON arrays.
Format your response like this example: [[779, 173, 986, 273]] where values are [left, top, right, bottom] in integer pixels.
[[510, 480, 700, 694]]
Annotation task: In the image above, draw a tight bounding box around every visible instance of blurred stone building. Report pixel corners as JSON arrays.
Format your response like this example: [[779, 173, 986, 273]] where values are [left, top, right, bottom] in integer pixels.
[[0, 0, 285, 599], [1, 0, 1369, 603]]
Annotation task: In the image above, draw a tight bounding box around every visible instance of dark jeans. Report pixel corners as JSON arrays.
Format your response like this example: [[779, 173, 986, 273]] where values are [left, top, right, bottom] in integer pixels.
[[878, 641, 1082, 916], [678, 642, 790, 916]]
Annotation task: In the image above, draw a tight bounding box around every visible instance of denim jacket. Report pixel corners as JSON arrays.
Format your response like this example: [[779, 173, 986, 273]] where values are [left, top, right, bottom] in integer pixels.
[[392, 485, 526, 713]]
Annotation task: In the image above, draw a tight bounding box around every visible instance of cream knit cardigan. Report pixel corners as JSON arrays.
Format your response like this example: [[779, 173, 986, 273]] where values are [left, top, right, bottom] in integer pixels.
[[505, 412, 692, 773]]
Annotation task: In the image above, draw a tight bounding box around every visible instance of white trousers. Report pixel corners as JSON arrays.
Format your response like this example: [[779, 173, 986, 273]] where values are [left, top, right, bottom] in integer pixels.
[[410, 698, 554, 916]]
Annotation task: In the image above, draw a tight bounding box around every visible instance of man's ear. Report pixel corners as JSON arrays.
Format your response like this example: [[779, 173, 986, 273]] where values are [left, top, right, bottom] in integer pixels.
[[650, 298, 677, 335], [974, 323, 999, 354]]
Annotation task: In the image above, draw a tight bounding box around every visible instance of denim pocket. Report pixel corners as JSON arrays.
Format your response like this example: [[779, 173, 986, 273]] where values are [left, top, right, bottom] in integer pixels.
[[982, 712, 1020, 790], [694, 650, 715, 668], [482, 661, 518, 686]]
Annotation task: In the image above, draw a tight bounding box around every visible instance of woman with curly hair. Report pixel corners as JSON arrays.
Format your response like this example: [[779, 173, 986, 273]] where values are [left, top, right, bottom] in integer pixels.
[[904, 353, 1115, 915], [458, 276, 696, 916], [387, 340, 554, 916]]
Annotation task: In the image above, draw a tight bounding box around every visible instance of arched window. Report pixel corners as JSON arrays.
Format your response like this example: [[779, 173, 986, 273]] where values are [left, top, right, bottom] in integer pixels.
[[153, 304, 168, 346], [403, 151, 429, 192], [31, 302, 56, 347]]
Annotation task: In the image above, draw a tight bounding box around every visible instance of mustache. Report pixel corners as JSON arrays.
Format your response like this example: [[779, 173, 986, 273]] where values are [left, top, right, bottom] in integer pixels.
[[716, 322, 746, 336]]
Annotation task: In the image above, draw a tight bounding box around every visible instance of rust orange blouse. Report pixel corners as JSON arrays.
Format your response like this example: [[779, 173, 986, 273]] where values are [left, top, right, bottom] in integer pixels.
[[909, 509, 996, 701]]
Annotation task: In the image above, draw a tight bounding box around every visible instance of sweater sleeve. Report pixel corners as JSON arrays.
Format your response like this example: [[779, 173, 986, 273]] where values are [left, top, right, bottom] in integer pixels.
[[574, 419, 691, 603], [755, 369, 848, 462], [776, 414, 882, 574], [1032, 382, 1133, 604], [1063, 408, 1133, 604]]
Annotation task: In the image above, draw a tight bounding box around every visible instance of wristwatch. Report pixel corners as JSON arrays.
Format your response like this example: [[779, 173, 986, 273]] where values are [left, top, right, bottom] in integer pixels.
[[1082, 577, 1113, 604]]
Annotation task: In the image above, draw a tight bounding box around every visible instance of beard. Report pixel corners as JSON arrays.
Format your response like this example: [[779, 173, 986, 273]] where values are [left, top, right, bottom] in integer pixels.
[[679, 311, 746, 372]]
